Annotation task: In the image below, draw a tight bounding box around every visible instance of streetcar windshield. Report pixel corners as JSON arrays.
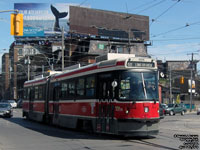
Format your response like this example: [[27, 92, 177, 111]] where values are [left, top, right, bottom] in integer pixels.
[[119, 71, 158, 101]]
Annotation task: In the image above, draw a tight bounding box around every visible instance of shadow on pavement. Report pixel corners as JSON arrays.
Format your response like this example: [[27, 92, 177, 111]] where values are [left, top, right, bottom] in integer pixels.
[[3, 116, 178, 150]]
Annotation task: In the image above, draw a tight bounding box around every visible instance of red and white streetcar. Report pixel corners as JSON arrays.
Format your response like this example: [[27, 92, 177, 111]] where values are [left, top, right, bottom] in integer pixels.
[[23, 54, 160, 136]]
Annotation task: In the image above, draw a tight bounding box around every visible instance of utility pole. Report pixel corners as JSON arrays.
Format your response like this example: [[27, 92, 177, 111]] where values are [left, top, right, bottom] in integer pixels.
[[189, 53, 194, 112], [169, 66, 172, 103], [27, 55, 30, 81], [188, 52, 197, 112], [62, 27, 65, 71]]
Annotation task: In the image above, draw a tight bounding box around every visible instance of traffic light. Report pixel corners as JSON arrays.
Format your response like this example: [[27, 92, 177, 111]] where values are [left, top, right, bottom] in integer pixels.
[[180, 76, 184, 84], [10, 13, 23, 36]]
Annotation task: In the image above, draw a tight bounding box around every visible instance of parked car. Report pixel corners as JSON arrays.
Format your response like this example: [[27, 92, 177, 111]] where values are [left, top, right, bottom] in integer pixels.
[[161, 104, 168, 115], [17, 99, 23, 108], [197, 106, 200, 115], [165, 103, 187, 116], [0, 103, 13, 118], [7, 100, 17, 108], [159, 104, 165, 119]]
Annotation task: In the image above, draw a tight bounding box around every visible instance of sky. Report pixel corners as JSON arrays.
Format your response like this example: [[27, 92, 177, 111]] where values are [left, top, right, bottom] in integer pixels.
[[0, 0, 200, 67]]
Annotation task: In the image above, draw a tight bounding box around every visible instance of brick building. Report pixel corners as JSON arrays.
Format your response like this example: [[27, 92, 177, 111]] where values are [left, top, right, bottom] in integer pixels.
[[2, 53, 10, 99]]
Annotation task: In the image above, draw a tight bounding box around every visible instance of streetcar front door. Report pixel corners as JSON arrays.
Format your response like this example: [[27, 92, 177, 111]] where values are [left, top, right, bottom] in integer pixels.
[[97, 73, 115, 133]]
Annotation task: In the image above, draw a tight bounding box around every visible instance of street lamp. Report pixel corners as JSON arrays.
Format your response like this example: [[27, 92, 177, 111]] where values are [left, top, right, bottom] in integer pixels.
[[17, 63, 28, 80]]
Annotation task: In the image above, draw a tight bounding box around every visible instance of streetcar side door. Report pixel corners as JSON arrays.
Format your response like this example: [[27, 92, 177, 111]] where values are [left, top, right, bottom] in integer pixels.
[[29, 87, 34, 113], [97, 73, 115, 133], [53, 83, 60, 120], [44, 78, 50, 123]]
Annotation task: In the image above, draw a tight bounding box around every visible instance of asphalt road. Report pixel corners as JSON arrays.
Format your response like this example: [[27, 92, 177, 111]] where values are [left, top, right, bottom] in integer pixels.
[[0, 109, 199, 150]]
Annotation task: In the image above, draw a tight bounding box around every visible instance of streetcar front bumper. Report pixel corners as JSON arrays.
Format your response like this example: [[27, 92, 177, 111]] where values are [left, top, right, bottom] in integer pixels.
[[117, 119, 159, 137]]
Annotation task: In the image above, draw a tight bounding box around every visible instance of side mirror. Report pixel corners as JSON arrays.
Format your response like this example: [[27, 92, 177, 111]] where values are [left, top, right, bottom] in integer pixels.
[[112, 81, 118, 88], [111, 81, 118, 101]]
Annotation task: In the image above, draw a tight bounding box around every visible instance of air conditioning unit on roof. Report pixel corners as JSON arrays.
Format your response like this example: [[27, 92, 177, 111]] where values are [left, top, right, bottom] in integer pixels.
[[95, 53, 135, 62]]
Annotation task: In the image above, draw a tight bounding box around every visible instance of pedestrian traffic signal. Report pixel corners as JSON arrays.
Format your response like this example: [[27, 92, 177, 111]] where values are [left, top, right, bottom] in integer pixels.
[[10, 13, 23, 36], [180, 76, 184, 84]]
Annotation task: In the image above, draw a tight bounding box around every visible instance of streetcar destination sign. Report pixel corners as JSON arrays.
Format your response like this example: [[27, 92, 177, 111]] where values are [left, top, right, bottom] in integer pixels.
[[127, 61, 155, 68]]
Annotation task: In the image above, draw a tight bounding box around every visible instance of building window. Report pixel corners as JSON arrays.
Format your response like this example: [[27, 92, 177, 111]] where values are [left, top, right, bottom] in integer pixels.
[[18, 49, 23, 56]]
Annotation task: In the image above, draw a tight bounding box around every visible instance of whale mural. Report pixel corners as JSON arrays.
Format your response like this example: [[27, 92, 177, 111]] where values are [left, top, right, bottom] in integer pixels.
[[50, 5, 68, 32]]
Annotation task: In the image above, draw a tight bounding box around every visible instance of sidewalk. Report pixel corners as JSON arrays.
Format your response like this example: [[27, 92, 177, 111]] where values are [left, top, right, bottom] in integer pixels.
[[185, 110, 196, 115]]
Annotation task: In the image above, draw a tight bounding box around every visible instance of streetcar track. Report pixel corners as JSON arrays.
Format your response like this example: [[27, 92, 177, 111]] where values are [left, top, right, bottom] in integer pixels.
[[125, 139, 179, 150]]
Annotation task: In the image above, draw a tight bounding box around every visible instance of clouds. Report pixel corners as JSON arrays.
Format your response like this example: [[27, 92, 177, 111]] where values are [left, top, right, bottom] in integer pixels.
[[148, 42, 200, 61]]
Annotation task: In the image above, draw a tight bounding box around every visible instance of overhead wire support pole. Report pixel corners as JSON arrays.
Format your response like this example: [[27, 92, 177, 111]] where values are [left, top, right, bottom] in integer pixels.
[[187, 52, 198, 112], [169, 66, 172, 103], [190, 64, 193, 112], [62, 27, 65, 71], [27, 55, 30, 81]]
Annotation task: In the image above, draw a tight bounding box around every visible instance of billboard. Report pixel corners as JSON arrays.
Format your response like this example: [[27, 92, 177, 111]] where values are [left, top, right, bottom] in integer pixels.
[[70, 6, 149, 41], [14, 3, 72, 37], [14, 3, 149, 41]]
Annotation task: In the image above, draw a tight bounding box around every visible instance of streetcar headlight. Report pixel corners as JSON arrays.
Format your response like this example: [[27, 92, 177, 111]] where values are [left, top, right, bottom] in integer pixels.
[[144, 107, 149, 113], [125, 110, 129, 114]]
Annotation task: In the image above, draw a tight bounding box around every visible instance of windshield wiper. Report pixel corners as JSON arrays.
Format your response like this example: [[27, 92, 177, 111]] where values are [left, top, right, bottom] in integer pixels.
[[141, 73, 147, 99]]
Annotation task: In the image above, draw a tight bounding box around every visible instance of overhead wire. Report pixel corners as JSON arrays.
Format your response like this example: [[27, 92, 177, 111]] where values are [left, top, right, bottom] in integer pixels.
[[150, 0, 181, 26], [79, 0, 89, 6], [151, 20, 200, 38], [136, 0, 167, 14], [128, 0, 158, 13], [150, 36, 200, 42]]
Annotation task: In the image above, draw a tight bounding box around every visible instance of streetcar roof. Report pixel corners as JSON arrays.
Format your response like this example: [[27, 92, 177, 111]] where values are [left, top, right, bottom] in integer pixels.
[[24, 55, 157, 85], [24, 76, 48, 87], [50, 56, 156, 82]]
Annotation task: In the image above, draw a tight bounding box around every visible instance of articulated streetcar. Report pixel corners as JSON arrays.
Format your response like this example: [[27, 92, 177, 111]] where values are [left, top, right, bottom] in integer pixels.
[[23, 54, 160, 137]]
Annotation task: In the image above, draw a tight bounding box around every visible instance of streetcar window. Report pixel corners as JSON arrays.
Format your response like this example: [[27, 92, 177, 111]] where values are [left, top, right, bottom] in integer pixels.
[[35, 86, 39, 100], [27, 88, 31, 100], [61, 82, 68, 99], [119, 79, 131, 99], [68, 81, 75, 96], [23, 88, 27, 100], [38, 86, 43, 100], [86, 76, 95, 97], [117, 46, 123, 53], [119, 71, 158, 101], [77, 78, 85, 96], [144, 73, 158, 99]]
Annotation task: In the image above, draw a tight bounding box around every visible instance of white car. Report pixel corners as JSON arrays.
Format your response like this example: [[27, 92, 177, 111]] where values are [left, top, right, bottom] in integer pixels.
[[7, 100, 17, 108], [197, 106, 200, 115]]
